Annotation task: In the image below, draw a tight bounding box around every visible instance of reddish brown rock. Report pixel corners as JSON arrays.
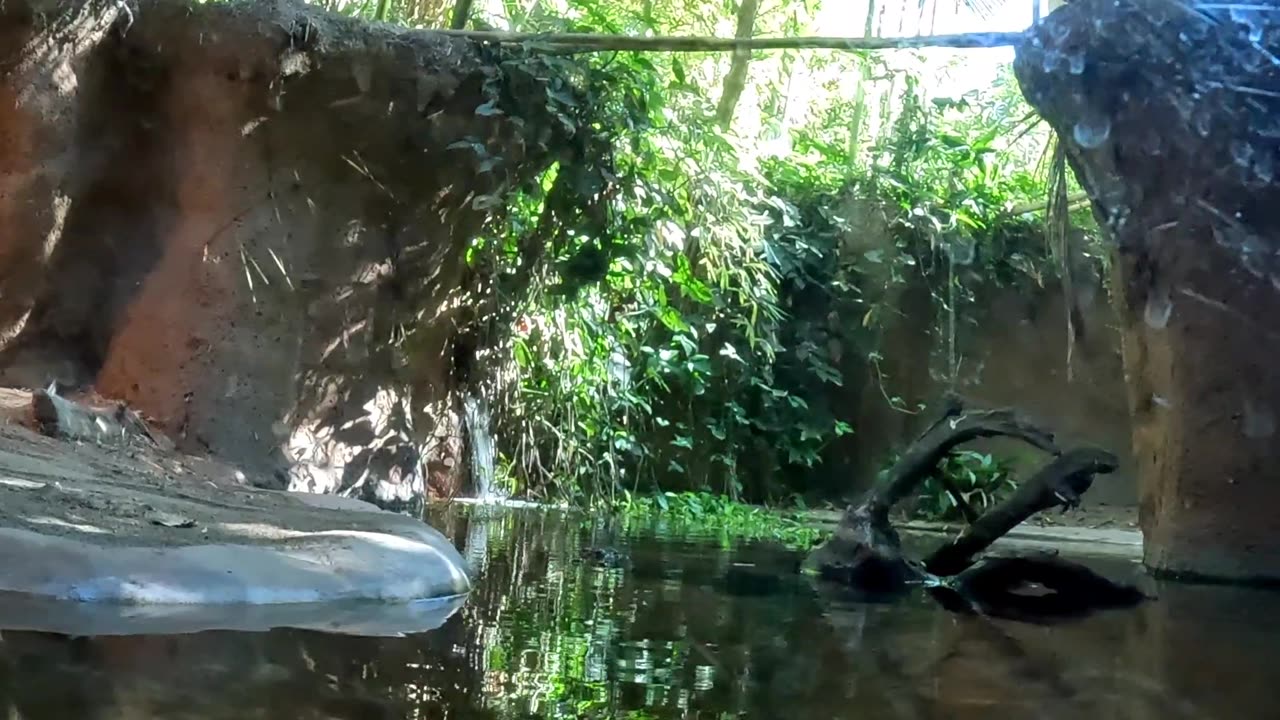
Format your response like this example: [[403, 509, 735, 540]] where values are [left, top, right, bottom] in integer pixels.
[[0, 0, 563, 505]]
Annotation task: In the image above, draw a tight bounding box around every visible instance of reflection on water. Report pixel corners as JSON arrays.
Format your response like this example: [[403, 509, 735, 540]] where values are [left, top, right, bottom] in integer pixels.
[[0, 505, 1278, 719]]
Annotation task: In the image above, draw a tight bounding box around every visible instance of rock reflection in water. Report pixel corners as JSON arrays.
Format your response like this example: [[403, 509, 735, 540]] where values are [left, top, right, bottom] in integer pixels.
[[0, 506, 1276, 719]]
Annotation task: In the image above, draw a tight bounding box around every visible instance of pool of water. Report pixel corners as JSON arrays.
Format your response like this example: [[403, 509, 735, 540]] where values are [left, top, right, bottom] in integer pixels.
[[0, 505, 1278, 719]]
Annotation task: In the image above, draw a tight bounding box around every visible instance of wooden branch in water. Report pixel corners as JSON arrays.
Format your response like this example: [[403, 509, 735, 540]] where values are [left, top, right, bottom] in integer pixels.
[[1008, 191, 1089, 215], [924, 447, 1119, 576], [432, 29, 1024, 53], [798, 397, 1059, 589], [867, 396, 1058, 523], [802, 398, 1142, 621], [801, 500, 917, 592], [803, 396, 1058, 590]]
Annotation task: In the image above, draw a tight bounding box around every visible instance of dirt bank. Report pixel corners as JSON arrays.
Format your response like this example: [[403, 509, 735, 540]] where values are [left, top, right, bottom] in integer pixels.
[[0, 390, 434, 548], [0, 0, 566, 506]]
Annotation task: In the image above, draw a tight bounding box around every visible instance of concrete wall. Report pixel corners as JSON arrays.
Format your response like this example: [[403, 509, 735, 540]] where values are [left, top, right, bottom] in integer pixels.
[[1019, 0, 1280, 582], [828, 270, 1137, 507]]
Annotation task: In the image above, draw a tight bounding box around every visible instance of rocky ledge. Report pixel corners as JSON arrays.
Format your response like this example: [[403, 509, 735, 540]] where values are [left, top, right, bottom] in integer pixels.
[[0, 389, 470, 636]]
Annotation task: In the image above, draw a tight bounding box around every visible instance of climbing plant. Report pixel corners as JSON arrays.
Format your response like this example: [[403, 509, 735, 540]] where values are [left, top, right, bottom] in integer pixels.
[[470, 52, 1094, 508]]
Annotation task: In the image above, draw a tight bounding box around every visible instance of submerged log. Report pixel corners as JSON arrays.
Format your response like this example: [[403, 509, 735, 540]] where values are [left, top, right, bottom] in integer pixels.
[[805, 398, 1145, 620], [929, 552, 1149, 624], [924, 447, 1119, 576]]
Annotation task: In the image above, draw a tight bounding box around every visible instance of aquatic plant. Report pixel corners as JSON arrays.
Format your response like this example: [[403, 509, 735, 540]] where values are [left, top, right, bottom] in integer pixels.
[[910, 449, 1017, 522], [612, 491, 826, 550]]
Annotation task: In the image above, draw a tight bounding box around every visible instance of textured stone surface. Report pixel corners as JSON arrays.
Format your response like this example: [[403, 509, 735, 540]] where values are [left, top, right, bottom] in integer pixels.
[[0, 397, 470, 634], [1017, 0, 1280, 581]]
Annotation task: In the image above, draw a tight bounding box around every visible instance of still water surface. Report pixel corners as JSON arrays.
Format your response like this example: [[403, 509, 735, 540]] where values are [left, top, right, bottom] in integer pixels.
[[0, 505, 1277, 719]]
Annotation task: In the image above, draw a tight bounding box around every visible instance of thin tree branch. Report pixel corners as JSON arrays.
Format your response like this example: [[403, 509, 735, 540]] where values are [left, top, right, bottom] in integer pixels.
[[715, 0, 761, 130], [431, 29, 1024, 53]]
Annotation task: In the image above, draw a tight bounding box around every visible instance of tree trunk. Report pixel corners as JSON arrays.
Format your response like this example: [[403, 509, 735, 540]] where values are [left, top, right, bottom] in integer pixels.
[[450, 0, 474, 29], [714, 0, 761, 131], [847, 0, 879, 161]]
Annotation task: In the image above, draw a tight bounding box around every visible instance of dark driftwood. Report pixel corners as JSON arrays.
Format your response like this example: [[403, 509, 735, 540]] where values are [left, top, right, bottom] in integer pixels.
[[865, 398, 1058, 524], [803, 397, 1058, 591], [805, 397, 1144, 621], [924, 447, 1119, 576], [31, 389, 171, 450], [801, 502, 925, 592]]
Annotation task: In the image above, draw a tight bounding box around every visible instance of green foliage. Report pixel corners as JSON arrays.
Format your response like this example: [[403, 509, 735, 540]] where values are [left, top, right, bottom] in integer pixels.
[[477, 42, 1094, 506], [612, 491, 825, 550], [911, 450, 1017, 522], [467, 4, 861, 505], [287, 0, 1105, 511]]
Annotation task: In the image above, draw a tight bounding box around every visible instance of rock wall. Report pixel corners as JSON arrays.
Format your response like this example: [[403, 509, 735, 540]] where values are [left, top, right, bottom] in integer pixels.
[[0, 0, 559, 505], [1017, 0, 1280, 581]]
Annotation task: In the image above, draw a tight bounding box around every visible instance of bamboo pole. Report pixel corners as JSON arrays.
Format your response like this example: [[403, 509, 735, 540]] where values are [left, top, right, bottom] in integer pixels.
[[1008, 191, 1089, 215], [430, 29, 1024, 53]]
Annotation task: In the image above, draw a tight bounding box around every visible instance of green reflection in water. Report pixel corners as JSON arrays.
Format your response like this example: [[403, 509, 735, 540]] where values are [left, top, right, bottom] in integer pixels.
[[0, 505, 1276, 720]]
